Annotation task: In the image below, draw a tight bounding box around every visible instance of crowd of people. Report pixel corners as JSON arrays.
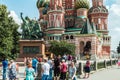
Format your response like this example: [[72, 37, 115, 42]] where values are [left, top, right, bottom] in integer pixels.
[[2, 58, 19, 80], [2, 54, 91, 80]]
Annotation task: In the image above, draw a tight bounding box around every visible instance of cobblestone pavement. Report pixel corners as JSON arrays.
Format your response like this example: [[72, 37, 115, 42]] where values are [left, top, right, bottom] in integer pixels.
[[1, 65, 120, 80]]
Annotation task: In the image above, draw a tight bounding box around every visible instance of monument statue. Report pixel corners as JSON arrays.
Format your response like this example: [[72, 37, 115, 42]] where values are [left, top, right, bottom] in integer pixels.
[[20, 12, 44, 40], [20, 12, 30, 39]]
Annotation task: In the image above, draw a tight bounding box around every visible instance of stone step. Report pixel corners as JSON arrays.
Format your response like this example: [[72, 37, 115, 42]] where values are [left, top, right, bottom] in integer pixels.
[[18, 54, 42, 58]]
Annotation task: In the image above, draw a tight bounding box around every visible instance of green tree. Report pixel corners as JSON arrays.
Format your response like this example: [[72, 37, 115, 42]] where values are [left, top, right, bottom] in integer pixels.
[[49, 41, 76, 56], [117, 42, 120, 54], [0, 5, 20, 60], [11, 25, 20, 59]]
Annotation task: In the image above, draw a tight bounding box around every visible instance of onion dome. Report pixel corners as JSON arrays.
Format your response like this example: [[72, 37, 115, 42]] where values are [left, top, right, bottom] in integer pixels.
[[88, 6, 108, 14], [36, 0, 50, 8], [75, 0, 90, 9]]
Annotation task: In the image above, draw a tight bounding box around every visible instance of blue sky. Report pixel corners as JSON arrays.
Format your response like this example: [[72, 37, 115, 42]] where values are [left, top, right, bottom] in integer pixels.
[[0, 0, 120, 51], [0, 0, 39, 19]]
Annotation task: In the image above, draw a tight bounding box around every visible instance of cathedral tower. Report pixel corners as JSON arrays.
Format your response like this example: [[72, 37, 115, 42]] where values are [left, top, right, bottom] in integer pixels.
[[88, 0, 108, 35], [46, 0, 65, 40], [64, 0, 76, 28], [92, 0, 103, 7], [88, 0, 111, 57], [75, 0, 90, 28]]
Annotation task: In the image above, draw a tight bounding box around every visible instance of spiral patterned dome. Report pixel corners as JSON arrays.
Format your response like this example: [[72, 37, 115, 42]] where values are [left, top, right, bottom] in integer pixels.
[[75, 0, 90, 9], [36, 0, 50, 8]]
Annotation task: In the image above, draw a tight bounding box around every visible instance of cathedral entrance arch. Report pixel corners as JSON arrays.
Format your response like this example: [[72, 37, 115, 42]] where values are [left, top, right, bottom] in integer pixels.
[[83, 41, 91, 59]]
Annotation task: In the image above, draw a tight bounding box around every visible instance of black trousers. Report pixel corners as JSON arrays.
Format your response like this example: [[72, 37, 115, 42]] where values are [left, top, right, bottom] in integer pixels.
[[60, 72, 66, 80]]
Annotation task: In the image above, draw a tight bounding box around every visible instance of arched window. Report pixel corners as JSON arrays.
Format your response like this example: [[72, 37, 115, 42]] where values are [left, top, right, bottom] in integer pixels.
[[84, 41, 91, 53], [70, 35, 74, 39], [51, 21, 53, 27], [66, 36, 69, 40], [65, 19, 68, 28], [50, 37, 52, 40]]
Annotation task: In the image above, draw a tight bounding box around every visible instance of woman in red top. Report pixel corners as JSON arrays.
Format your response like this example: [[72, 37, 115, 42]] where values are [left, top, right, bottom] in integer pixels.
[[84, 60, 90, 78]]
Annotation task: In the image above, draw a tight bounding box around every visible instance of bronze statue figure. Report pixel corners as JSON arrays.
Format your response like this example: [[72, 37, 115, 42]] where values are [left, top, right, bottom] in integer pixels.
[[20, 12, 44, 40]]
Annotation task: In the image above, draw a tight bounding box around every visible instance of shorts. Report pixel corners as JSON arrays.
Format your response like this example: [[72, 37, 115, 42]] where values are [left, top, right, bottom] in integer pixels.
[[60, 72, 66, 80], [84, 66, 90, 73], [54, 67, 60, 76]]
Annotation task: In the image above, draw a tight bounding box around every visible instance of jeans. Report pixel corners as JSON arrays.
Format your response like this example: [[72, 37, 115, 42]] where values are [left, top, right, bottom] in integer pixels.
[[42, 74, 49, 80], [3, 68, 7, 80], [49, 68, 52, 80], [33, 66, 37, 73], [73, 77, 76, 80]]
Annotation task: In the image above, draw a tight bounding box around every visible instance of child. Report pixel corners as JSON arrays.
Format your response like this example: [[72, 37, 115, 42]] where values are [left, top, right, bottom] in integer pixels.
[[83, 60, 91, 78]]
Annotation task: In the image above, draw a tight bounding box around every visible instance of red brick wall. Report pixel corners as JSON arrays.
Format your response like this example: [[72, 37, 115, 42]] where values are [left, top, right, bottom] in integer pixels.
[[102, 46, 110, 55]]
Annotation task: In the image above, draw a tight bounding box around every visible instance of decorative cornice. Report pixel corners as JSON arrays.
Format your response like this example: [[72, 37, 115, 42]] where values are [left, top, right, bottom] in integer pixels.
[[47, 10, 65, 14], [46, 27, 65, 31], [47, 34, 62, 36], [74, 34, 97, 37]]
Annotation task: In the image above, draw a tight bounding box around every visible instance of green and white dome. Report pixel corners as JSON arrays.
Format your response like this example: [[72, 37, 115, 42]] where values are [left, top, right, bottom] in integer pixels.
[[75, 0, 90, 9], [36, 0, 50, 8]]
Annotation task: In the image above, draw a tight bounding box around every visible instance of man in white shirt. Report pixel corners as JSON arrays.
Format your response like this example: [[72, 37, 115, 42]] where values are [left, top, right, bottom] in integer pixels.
[[48, 57, 53, 80], [41, 58, 50, 80]]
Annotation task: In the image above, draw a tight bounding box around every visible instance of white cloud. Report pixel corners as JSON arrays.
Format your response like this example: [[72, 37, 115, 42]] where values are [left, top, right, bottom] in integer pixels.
[[9, 10, 22, 25], [107, 0, 120, 50], [9, 10, 22, 33], [106, 5, 110, 10], [116, 0, 120, 4], [113, 27, 120, 32], [110, 4, 120, 16]]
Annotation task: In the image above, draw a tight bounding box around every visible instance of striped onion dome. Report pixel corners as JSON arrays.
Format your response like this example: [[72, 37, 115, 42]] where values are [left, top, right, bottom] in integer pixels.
[[75, 0, 90, 9], [36, 0, 50, 8]]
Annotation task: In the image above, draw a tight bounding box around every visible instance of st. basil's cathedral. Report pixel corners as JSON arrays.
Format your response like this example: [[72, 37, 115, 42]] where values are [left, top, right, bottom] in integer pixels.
[[36, 0, 111, 59]]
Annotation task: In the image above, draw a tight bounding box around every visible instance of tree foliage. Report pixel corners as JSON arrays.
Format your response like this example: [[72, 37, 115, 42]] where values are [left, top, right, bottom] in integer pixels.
[[49, 41, 76, 56], [0, 5, 20, 60], [117, 42, 120, 54]]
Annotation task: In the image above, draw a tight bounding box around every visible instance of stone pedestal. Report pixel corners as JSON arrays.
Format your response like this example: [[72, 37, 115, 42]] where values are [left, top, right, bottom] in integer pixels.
[[19, 40, 45, 58]]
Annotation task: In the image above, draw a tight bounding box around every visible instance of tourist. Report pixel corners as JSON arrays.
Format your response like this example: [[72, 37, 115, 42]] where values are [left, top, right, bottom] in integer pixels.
[[8, 60, 17, 80], [2, 57, 8, 80], [38, 56, 43, 62], [60, 59, 67, 80], [68, 61, 77, 80], [25, 57, 30, 66], [29, 58, 32, 64], [24, 63, 35, 80], [48, 57, 53, 80], [24, 57, 27, 66], [117, 57, 120, 68], [41, 58, 50, 80], [63, 54, 67, 61], [68, 55, 72, 61], [83, 60, 91, 78], [32, 58, 38, 73], [53, 56, 61, 80]]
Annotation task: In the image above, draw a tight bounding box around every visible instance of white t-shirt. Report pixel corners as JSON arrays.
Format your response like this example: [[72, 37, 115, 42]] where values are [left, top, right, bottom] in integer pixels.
[[42, 62, 50, 75], [48, 60, 53, 68]]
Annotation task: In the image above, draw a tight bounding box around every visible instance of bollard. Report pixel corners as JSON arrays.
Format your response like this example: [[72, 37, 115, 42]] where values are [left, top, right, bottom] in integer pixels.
[[79, 62, 82, 75], [94, 61, 97, 71], [104, 60, 107, 68], [110, 60, 112, 66]]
